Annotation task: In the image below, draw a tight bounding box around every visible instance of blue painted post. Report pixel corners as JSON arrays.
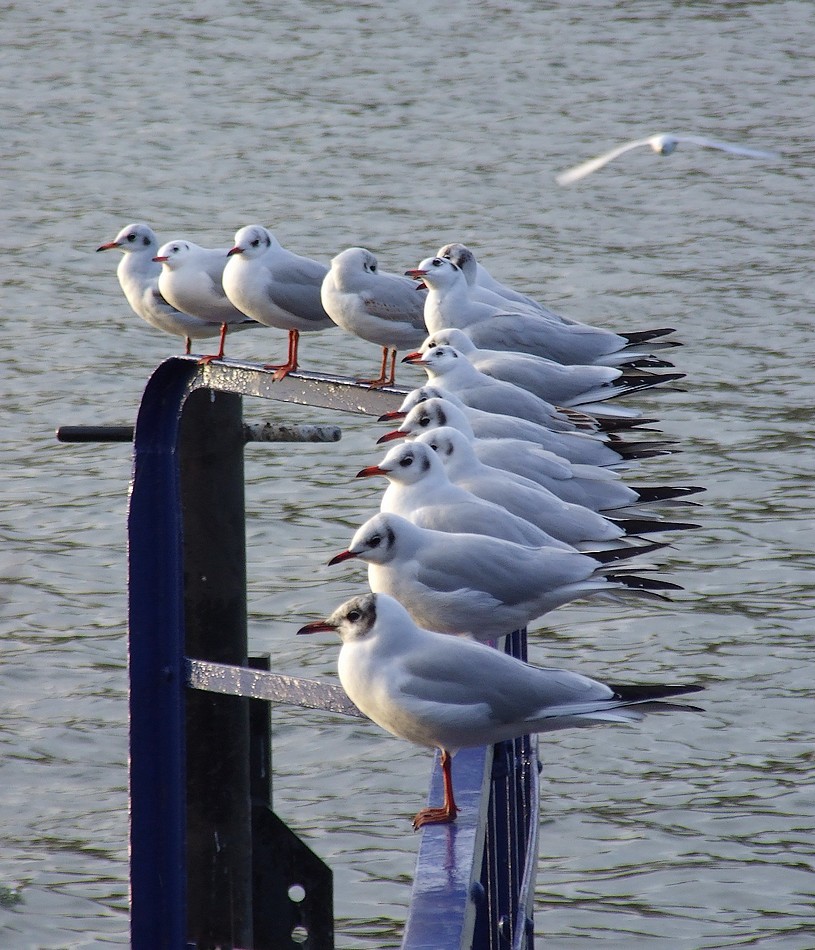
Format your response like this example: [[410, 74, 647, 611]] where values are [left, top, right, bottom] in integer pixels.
[[126, 356, 539, 949]]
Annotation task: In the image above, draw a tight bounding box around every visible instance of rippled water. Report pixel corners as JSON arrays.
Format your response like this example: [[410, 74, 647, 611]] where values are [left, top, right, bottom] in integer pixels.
[[2, 1, 814, 947]]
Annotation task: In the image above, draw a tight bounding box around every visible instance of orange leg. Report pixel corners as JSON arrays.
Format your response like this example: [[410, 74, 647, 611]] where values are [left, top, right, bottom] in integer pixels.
[[197, 323, 228, 365], [264, 329, 300, 381], [358, 347, 396, 388], [184, 336, 192, 355], [412, 749, 459, 830]]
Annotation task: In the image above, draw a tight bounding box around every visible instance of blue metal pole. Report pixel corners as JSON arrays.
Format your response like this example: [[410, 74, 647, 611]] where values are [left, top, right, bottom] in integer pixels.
[[129, 360, 199, 948]]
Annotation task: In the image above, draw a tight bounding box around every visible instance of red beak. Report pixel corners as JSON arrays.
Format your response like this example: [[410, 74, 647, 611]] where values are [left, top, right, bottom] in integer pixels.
[[376, 429, 406, 444], [296, 618, 338, 635], [356, 465, 388, 478], [378, 409, 406, 422], [402, 351, 425, 364], [227, 246, 243, 256], [404, 268, 428, 280], [327, 549, 358, 566], [96, 241, 120, 252], [152, 255, 169, 263]]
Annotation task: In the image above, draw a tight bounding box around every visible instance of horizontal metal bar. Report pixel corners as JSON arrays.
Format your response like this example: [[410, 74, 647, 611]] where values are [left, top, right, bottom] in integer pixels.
[[243, 421, 341, 443], [57, 421, 342, 444], [185, 658, 366, 719], [56, 425, 134, 442]]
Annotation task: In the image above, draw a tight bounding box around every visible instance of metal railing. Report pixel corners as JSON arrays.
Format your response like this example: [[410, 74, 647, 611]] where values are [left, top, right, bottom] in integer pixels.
[[68, 356, 539, 949]]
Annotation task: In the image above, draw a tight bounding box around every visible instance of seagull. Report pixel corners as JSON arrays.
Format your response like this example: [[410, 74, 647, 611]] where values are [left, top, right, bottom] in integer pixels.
[[437, 242, 564, 321], [298, 593, 703, 828], [412, 427, 699, 545], [328, 515, 681, 642], [222, 224, 334, 380], [153, 239, 249, 363], [357, 440, 574, 549], [419, 328, 683, 413], [402, 345, 598, 432], [320, 247, 427, 387], [380, 397, 702, 510], [384, 387, 674, 467], [405, 255, 678, 367], [556, 132, 779, 186], [96, 222, 258, 353]]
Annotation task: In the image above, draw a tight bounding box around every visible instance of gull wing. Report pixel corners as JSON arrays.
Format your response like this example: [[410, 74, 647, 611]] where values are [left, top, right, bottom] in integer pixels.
[[556, 137, 655, 185]]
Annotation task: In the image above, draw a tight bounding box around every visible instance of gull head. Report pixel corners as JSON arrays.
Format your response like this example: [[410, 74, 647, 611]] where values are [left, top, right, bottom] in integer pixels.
[[437, 243, 477, 285], [296, 591, 379, 643], [97, 222, 158, 255], [405, 256, 461, 290], [329, 512, 410, 567], [359, 441, 437, 487], [420, 328, 475, 355], [397, 397, 471, 440], [329, 247, 380, 290], [396, 384, 449, 415], [407, 344, 463, 378], [228, 224, 274, 258], [153, 240, 194, 268], [649, 134, 679, 156]]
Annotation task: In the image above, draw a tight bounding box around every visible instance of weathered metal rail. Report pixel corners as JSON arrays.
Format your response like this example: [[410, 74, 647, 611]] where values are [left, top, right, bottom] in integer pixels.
[[76, 355, 539, 949]]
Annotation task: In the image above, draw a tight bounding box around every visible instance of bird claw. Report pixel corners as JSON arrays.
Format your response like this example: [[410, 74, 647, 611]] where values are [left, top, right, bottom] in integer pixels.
[[411, 803, 459, 831], [265, 361, 297, 381]]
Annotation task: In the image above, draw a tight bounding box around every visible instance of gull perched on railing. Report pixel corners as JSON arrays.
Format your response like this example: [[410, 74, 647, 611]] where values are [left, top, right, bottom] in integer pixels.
[[556, 132, 779, 185], [298, 593, 703, 829]]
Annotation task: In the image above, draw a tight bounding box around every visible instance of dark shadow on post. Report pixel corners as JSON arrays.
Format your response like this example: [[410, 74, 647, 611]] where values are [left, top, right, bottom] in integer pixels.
[[181, 388, 253, 949]]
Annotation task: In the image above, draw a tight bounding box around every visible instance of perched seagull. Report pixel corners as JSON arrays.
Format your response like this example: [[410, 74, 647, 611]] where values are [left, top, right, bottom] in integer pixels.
[[357, 440, 574, 550], [380, 397, 702, 510], [437, 242, 564, 321], [412, 427, 698, 545], [154, 239, 249, 363], [419, 328, 682, 413], [96, 222, 257, 353], [405, 255, 677, 367], [402, 345, 598, 432], [321, 247, 427, 387], [556, 132, 779, 186], [298, 593, 703, 828], [384, 387, 674, 466], [222, 224, 334, 380], [328, 513, 681, 641]]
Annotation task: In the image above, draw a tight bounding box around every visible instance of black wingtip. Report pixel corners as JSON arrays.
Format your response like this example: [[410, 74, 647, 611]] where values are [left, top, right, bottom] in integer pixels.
[[610, 518, 702, 535], [610, 573, 684, 592], [621, 327, 681, 346], [608, 682, 704, 702], [586, 541, 668, 564], [633, 486, 706, 503]]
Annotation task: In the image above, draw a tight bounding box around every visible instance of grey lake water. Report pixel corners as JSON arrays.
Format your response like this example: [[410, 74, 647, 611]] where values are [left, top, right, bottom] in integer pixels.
[[2, 1, 814, 946]]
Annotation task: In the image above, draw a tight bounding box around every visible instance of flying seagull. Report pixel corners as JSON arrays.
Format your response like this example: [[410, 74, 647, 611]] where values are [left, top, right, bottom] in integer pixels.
[[556, 132, 779, 185]]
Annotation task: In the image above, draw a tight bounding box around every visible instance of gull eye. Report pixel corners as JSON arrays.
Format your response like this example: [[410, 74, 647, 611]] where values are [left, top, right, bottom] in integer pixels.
[[399, 455, 413, 467], [126, 232, 137, 243], [367, 534, 381, 548], [432, 258, 444, 267], [370, 262, 377, 272], [418, 414, 430, 428], [251, 238, 260, 247], [347, 609, 361, 623]]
